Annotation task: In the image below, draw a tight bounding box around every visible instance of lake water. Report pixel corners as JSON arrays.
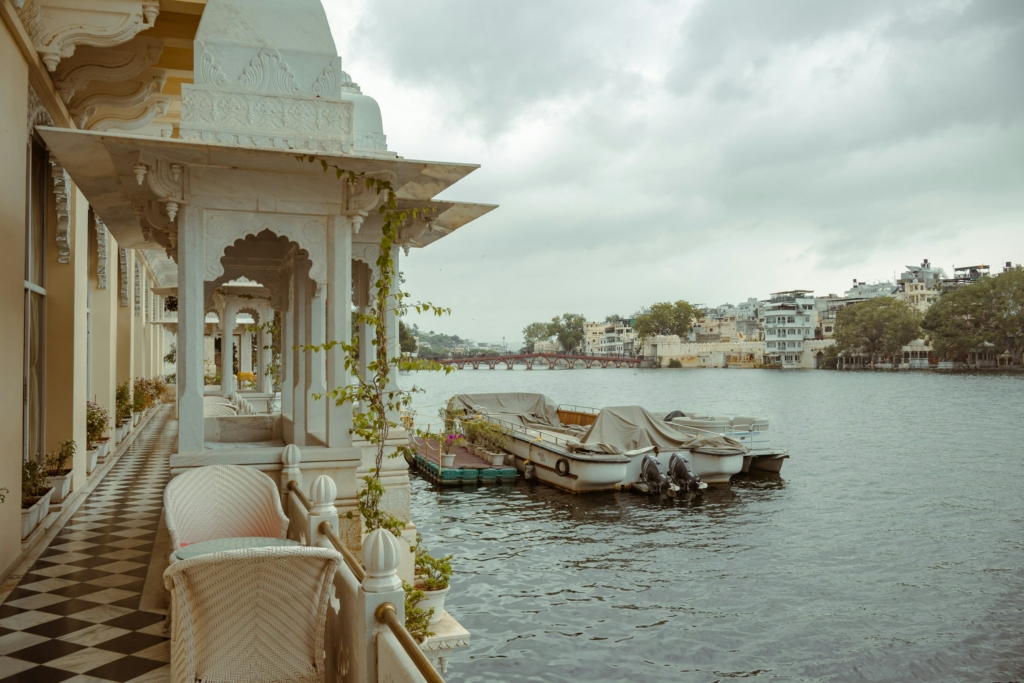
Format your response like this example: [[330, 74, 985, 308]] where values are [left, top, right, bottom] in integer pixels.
[[404, 368, 1024, 683]]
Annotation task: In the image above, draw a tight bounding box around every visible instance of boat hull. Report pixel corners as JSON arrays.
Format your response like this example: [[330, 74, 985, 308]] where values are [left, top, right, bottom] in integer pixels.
[[505, 434, 629, 493], [750, 452, 789, 473]]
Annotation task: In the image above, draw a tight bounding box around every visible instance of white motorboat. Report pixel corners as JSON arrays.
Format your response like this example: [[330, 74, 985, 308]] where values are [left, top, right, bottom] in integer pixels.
[[661, 411, 790, 473], [450, 394, 756, 493]]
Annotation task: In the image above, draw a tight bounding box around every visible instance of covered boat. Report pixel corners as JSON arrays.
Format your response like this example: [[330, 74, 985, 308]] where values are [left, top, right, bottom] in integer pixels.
[[451, 393, 750, 492]]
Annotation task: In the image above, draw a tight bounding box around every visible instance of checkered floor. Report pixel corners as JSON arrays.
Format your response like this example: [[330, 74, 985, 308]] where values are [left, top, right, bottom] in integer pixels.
[[0, 408, 175, 683]]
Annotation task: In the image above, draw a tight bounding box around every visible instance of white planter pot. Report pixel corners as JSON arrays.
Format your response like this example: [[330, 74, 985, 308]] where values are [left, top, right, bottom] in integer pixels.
[[484, 450, 506, 467], [47, 474, 71, 504], [440, 453, 456, 468], [418, 586, 450, 624], [21, 503, 39, 540], [86, 450, 99, 475], [96, 440, 110, 462], [21, 488, 53, 540], [133, 413, 141, 426]]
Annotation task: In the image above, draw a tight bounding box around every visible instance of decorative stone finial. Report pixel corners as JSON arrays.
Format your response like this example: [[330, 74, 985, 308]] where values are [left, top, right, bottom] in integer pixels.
[[310, 475, 337, 514], [362, 528, 402, 593], [281, 444, 301, 466]]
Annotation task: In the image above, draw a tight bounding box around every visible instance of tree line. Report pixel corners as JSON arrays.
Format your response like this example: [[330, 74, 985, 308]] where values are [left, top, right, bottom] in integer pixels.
[[521, 301, 700, 353], [833, 266, 1024, 366]]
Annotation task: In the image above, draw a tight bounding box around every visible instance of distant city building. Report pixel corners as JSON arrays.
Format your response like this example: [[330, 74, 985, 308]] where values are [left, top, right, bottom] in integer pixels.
[[897, 259, 945, 312], [583, 321, 636, 355], [534, 340, 561, 354], [942, 264, 991, 291], [763, 290, 817, 367], [845, 279, 897, 299]]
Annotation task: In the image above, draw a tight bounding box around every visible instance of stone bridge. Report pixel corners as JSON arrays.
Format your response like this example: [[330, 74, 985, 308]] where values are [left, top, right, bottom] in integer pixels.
[[439, 353, 643, 370]]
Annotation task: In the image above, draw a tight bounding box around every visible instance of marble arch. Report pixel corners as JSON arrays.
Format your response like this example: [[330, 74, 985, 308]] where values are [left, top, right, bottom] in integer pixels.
[[204, 211, 327, 286]]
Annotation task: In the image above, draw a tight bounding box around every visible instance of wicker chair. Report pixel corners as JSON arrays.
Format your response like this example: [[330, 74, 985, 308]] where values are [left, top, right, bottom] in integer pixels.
[[164, 465, 289, 552], [163, 546, 341, 683]]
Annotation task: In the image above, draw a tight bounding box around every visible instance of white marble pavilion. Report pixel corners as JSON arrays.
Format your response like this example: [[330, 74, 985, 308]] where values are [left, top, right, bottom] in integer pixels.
[[0, 0, 493, 680]]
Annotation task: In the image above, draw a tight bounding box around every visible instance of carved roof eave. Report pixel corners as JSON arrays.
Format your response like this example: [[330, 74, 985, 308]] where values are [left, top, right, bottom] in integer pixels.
[[36, 126, 492, 252]]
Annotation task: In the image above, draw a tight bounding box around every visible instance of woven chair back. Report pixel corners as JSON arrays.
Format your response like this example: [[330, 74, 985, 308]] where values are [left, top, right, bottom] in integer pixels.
[[164, 546, 341, 683], [164, 465, 289, 549]]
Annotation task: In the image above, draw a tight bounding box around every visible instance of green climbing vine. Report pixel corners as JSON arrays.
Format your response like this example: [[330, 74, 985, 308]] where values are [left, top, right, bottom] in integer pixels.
[[296, 155, 454, 531]]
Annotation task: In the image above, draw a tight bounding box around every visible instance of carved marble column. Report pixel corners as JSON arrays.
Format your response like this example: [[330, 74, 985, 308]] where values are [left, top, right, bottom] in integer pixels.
[[384, 246, 400, 395], [241, 327, 253, 374], [282, 279, 294, 420], [291, 257, 309, 446], [305, 284, 326, 437], [326, 216, 353, 447], [177, 205, 205, 454], [256, 306, 268, 394], [220, 301, 236, 398]]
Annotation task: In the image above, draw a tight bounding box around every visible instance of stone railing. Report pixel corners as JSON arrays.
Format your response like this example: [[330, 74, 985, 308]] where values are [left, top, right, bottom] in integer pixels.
[[280, 445, 449, 683]]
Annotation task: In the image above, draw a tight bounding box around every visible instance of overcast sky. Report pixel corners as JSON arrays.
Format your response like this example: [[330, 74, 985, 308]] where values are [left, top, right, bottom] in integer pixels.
[[323, 0, 1024, 346]]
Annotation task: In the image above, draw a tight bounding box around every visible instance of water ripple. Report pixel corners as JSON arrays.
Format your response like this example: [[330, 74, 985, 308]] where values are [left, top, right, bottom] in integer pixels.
[[408, 369, 1024, 682]]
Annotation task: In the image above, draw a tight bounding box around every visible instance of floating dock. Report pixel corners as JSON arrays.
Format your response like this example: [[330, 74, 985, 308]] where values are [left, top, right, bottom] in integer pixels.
[[410, 438, 518, 486]]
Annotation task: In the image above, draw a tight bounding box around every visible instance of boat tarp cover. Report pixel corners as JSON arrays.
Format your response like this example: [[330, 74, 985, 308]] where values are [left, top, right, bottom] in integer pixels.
[[574, 406, 747, 455], [451, 393, 570, 431]]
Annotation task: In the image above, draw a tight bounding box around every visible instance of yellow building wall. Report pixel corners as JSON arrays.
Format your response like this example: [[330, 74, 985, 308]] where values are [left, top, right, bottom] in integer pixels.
[[0, 22, 28, 578]]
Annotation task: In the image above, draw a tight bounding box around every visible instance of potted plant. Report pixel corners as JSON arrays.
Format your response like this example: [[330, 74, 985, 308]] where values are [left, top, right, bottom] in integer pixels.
[[115, 381, 132, 439], [22, 459, 53, 540], [481, 421, 511, 466], [414, 536, 453, 624], [460, 420, 482, 456], [132, 377, 152, 424], [440, 433, 463, 468], [86, 401, 109, 472], [45, 440, 75, 504]]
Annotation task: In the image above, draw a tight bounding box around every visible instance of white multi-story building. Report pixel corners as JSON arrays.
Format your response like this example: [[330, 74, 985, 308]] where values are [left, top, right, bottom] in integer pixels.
[[763, 290, 817, 367], [534, 340, 561, 354], [583, 321, 637, 356], [897, 259, 945, 312], [845, 279, 897, 299]]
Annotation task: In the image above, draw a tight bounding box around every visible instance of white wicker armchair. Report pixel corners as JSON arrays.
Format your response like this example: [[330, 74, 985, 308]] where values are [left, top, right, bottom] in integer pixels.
[[164, 465, 289, 551], [163, 546, 342, 683]]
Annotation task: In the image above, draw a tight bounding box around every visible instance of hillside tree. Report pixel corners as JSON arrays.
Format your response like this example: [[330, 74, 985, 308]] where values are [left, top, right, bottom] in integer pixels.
[[834, 297, 921, 367], [634, 301, 697, 344]]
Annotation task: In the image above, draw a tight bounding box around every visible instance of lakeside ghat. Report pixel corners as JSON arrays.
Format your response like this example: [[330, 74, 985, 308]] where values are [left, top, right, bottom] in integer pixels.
[[406, 367, 1024, 683]]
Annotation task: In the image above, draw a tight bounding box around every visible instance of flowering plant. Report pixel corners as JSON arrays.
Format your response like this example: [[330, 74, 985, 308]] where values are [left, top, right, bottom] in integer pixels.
[[440, 432, 464, 455], [86, 401, 109, 448]]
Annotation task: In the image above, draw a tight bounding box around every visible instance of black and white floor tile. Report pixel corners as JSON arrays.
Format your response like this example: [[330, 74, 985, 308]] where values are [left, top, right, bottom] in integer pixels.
[[0, 409, 175, 683]]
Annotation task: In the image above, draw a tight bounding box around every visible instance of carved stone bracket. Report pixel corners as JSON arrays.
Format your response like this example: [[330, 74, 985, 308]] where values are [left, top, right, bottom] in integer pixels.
[[137, 156, 187, 223], [397, 214, 434, 255], [53, 36, 163, 104], [71, 70, 167, 128], [88, 96, 170, 133], [49, 156, 71, 264], [16, 0, 160, 72], [119, 249, 129, 307], [27, 84, 55, 135], [204, 212, 328, 285], [95, 216, 109, 289]]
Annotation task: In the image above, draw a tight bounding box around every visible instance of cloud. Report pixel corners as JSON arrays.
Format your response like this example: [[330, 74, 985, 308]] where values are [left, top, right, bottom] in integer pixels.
[[323, 0, 1024, 345]]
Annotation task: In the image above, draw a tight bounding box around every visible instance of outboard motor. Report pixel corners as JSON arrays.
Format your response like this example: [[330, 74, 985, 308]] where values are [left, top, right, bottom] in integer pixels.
[[524, 461, 535, 481], [669, 453, 704, 494], [639, 454, 672, 495]]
